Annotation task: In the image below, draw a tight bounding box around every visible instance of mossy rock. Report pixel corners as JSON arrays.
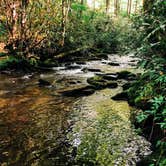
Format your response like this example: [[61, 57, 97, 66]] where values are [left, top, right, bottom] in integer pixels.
[[87, 76, 118, 89]]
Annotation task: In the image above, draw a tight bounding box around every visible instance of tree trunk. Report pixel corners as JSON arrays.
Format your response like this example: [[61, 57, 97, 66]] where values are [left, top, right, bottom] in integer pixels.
[[60, 0, 70, 47], [106, 0, 110, 14], [127, 0, 132, 15], [135, 0, 138, 13], [80, 0, 84, 17], [114, 0, 119, 16]]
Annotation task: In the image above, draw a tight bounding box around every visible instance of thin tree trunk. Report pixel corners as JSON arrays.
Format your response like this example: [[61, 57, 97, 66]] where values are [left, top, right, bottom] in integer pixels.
[[60, 0, 70, 47], [135, 0, 138, 13], [80, 0, 84, 17], [114, 0, 119, 16], [127, 0, 132, 15], [106, 0, 110, 14]]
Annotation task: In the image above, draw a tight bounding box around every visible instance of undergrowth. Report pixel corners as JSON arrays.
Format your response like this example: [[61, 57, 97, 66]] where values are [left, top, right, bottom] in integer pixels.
[[126, 1, 166, 165]]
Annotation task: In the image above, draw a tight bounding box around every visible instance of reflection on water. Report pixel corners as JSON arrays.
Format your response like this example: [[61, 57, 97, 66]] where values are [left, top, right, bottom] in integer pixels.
[[0, 54, 146, 165], [0, 73, 75, 165]]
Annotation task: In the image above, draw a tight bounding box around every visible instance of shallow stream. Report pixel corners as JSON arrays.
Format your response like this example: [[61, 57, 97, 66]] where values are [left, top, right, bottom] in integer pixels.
[[0, 54, 151, 166]]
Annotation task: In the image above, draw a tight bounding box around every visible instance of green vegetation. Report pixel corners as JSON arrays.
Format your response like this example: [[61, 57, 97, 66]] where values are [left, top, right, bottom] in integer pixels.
[[124, 0, 166, 165], [0, 0, 165, 165]]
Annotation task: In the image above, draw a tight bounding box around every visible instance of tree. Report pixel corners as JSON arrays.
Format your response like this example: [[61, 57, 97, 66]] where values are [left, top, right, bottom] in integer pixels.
[[106, 0, 110, 14], [114, 0, 120, 16], [127, 0, 132, 15], [134, 0, 138, 13], [60, 0, 71, 47], [0, 0, 60, 57]]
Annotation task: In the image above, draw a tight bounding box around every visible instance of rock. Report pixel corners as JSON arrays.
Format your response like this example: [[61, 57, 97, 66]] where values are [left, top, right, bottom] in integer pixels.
[[38, 79, 51, 86], [117, 71, 137, 80], [68, 81, 77, 84], [39, 59, 58, 67], [75, 61, 86, 65], [102, 74, 118, 81], [95, 73, 118, 81], [82, 68, 102, 73], [87, 76, 118, 89], [96, 53, 108, 59], [101, 61, 107, 64], [0, 70, 12, 75], [108, 62, 120, 66], [111, 92, 128, 101], [107, 82, 118, 88], [66, 65, 81, 70], [122, 82, 132, 90], [58, 85, 95, 97]]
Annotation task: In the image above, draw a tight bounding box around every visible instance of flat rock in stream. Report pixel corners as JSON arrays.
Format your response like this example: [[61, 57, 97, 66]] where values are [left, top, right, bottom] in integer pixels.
[[58, 85, 95, 97]]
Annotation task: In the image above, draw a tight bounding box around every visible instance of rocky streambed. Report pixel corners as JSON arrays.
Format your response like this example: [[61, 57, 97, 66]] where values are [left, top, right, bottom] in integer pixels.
[[0, 54, 151, 165]]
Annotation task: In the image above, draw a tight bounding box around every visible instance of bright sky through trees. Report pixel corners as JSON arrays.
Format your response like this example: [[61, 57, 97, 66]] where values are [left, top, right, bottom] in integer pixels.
[[87, 0, 143, 14]]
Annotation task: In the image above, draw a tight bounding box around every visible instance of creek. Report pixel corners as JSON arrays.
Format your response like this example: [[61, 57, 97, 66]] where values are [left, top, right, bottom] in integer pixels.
[[0, 54, 151, 166]]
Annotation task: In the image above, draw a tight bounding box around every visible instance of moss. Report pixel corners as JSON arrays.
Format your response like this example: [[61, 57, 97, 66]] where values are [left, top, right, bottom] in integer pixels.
[[87, 76, 118, 89], [0, 56, 33, 71]]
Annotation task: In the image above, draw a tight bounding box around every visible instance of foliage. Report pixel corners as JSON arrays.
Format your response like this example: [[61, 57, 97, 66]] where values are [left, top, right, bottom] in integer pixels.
[[0, 0, 61, 58], [0, 56, 23, 70], [126, 0, 166, 165], [60, 6, 120, 54]]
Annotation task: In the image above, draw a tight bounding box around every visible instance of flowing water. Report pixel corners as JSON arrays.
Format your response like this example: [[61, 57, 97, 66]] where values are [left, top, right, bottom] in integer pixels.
[[0, 54, 151, 166]]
